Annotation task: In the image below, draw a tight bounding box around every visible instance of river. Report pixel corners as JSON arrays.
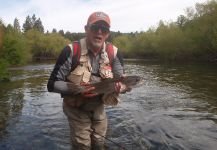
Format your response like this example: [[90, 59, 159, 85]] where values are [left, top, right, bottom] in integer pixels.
[[0, 60, 217, 150]]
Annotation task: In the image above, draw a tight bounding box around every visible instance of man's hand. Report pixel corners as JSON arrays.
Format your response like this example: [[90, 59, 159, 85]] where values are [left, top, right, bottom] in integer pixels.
[[115, 76, 132, 94], [80, 82, 98, 97], [115, 82, 121, 94], [115, 82, 132, 94]]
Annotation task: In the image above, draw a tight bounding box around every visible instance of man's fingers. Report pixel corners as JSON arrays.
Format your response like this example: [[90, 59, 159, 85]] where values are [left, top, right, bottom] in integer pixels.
[[81, 86, 98, 97], [83, 93, 98, 97], [82, 90, 98, 97], [84, 86, 95, 92], [115, 82, 121, 93]]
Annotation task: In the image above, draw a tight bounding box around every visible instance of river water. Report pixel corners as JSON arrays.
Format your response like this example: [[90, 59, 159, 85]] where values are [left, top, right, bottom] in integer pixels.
[[0, 60, 217, 150]]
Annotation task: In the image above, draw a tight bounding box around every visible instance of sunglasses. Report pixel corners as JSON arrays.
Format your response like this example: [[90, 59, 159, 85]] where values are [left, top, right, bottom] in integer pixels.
[[89, 24, 110, 34]]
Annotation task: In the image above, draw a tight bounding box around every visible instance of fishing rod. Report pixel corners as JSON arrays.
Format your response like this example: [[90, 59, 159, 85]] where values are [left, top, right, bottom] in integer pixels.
[[92, 129, 128, 150]]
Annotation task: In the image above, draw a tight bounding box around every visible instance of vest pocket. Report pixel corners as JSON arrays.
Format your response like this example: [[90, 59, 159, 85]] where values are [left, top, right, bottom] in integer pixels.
[[82, 70, 91, 83], [67, 65, 85, 84]]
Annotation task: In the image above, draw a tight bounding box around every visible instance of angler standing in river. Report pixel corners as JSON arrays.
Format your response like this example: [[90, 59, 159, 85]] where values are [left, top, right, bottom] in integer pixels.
[[47, 11, 130, 149]]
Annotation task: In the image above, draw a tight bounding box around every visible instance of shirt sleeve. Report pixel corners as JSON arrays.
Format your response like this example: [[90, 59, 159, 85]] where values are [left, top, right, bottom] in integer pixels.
[[47, 45, 77, 94], [112, 49, 124, 78]]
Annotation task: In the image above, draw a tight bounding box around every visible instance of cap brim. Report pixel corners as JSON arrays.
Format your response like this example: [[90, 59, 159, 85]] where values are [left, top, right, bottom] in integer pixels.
[[88, 19, 110, 27]]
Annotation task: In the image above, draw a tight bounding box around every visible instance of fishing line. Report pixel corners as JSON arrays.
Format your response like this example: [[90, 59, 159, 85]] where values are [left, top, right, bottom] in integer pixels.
[[92, 129, 128, 150]]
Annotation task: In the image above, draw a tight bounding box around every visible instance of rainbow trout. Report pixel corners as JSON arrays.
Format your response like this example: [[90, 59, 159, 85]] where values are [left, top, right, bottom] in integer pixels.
[[72, 75, 143, 95]]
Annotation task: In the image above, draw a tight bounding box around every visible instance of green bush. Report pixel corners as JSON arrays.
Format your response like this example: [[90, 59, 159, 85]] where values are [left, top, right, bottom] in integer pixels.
[[0, 59, 10, 81], [3, 27, 31, 65]]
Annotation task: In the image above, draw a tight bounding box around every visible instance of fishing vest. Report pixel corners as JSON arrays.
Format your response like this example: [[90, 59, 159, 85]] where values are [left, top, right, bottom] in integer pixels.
[[63, 38, 120, 108]]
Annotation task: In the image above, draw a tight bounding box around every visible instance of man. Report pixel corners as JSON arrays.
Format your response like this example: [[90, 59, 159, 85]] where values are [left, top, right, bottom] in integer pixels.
[[47, 12, 124, 149]]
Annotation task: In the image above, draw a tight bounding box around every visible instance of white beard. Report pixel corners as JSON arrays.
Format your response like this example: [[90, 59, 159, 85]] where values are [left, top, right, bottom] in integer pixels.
[[92, 41, 103, 49]]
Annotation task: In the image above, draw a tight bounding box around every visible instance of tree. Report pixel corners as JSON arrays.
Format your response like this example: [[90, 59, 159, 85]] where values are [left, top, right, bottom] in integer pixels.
[[33, 18, 44, 33], [23, 15, 33, 33], [32, 14, 36, 26], [112, 35, 131, 57], [185, 6, 195, 20], [58, 30, 64, 36], [176, 15, 188, 28], [0, 19, 4, 50], [25, 29, 69, 59], [6, 24, 13, 30], [13, 18, 21, 32], [0, 58, 9, 81], [0, 18, 3, 25], [52, 28, 57, 33], [0, 18, 9, 81], [25, 29, 44, 57], [23, 14, 44, 33], [3, 27, 30, 64]]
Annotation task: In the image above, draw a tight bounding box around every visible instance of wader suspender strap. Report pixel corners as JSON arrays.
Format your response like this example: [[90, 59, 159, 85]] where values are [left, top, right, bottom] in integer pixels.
[[70, 41, 81, 72], [106, 43, 114, 66]]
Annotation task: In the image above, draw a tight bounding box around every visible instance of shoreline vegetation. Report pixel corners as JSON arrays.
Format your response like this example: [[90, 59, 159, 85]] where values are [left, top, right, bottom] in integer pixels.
[[0, 0, 217, 81]]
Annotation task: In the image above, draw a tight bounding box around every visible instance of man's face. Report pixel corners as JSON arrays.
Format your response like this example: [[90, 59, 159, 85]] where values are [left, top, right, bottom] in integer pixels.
[[85, 21, 110, 50]]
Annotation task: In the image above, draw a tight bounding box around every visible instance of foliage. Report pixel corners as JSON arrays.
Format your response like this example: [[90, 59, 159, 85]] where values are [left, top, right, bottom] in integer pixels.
[[0, 23, 9, 81], [23, 15, 32, 33], [13, 18, 21, 32], [2, 27, 31, 65], [23, 14, 44, 33], [33, 18, 44, 33], [0, 15, 70, 80], [0, 58, 10, 81], [25, 29, 70, 59], [0, 20, 4, 50], [64, 31, 85, 41], [52, 28, 57, 33], [112, 0, 217, 61], [113, 35, 132, 57], [44, 33, 70, 57]]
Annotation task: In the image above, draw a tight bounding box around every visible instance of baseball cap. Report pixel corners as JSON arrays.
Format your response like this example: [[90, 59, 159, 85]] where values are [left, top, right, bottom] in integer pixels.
[[87, 11, 110, 27]]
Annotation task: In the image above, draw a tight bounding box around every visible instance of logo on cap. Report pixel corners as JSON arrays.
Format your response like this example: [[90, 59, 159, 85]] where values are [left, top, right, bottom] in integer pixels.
[[95, 12, 107, 19]]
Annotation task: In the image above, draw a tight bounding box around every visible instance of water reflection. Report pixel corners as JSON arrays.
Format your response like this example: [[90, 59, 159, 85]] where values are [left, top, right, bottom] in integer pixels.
[[0, 62, 217, 150], [0, 79, 25, 138]]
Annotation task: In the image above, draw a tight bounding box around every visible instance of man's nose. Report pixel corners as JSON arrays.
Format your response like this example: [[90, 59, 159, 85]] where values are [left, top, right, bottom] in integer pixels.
[[96, 28, 103, 34]]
